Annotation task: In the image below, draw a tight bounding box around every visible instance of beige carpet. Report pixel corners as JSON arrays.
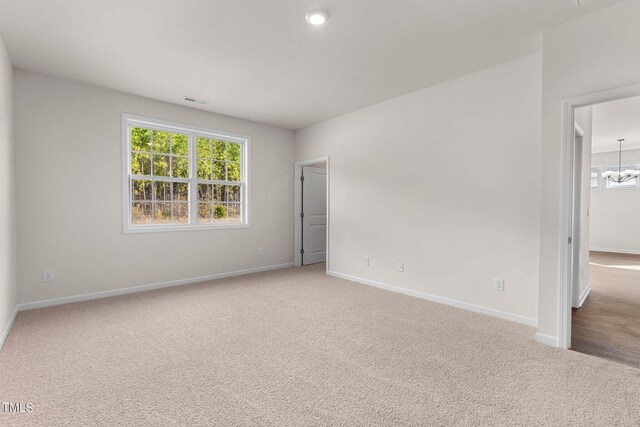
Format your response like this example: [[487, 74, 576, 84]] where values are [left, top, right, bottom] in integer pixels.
[[1, 264, 639, 426]]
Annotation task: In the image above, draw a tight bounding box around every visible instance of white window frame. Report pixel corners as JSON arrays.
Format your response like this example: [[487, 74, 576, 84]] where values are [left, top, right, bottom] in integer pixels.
[[602, 162, 640, 190], [590, 165, 601, 190], [122, 113, 251, 233]]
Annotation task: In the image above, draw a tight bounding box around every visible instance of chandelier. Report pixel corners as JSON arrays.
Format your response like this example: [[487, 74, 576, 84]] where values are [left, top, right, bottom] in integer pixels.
[[602, 139, 640, 184]]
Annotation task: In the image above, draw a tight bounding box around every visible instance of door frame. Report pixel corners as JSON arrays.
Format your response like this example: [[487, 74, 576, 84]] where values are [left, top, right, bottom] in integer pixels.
[[571, 125, 584, 310], [558, 82, 640, 349], [294, 157, 330, 271]]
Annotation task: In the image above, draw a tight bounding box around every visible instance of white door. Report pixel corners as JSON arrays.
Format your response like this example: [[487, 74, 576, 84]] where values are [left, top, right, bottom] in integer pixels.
[[302, 166, 327, 265]]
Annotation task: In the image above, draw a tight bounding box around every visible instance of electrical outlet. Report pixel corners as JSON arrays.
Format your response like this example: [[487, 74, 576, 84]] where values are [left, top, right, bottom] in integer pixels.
[[494, 278, 505, 291], [258, 248, 264, 256], [43, 271, 54, 283], [398, 262, 405, 273], [364, 256, 369, 266]]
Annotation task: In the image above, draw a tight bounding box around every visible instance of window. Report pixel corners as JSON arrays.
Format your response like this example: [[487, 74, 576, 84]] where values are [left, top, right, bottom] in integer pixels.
[[590, 166, 600, 189], [603, 162, 640, 189], [123, 114, 249, 232]]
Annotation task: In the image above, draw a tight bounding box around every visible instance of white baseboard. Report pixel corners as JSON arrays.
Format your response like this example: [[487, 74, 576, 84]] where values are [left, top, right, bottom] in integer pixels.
[[18, 262, 295, 311], [0, 307, 18, 351], [590, 247, 640, 255], [578, 285, 591, 308], [327, 270, 537, 327], [535, 332, 560, 347], [572, 284, 591, 309]]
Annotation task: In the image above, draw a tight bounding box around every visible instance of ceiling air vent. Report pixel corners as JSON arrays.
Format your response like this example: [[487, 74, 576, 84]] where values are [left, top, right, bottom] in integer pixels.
[[183, 96, 209, 105]]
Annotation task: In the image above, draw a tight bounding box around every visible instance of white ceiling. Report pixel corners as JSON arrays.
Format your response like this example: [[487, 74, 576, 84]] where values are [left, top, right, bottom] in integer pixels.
[[0, 0, 625, 129], [592, 96, 640, 153]]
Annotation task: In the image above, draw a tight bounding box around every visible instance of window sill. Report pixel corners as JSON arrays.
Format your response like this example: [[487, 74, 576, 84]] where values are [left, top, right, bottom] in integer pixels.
[[123, 223, 251, 234]]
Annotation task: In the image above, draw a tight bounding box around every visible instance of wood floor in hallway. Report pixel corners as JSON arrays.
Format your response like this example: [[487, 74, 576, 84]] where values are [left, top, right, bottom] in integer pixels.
[[571, 251, 640, 368]]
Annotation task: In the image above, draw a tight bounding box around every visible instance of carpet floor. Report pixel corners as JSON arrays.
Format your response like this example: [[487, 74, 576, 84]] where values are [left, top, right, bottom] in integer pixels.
[[1, 264, 639, 426]]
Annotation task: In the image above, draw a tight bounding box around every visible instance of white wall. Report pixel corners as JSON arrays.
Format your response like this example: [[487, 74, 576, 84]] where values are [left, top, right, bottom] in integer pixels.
[[590, 148, 640, 253], [575, 106, 593, 305], [295, 53, 542, 323], [0, 35, 17, 345], [538, 0, 640, 340], [14, 70, 295, 305]]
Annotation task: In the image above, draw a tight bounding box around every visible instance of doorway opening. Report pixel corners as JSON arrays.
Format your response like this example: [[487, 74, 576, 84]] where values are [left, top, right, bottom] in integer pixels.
[[294, 157, 330, 270], [561, 89, 640, 368]]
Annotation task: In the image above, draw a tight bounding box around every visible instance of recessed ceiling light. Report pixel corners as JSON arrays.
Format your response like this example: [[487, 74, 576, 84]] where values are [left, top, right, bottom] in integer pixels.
[[305, 10, 327, 26]]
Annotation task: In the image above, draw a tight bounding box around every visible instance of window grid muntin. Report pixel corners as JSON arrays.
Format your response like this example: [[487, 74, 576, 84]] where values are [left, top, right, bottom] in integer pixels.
[[193, 133, 244, 224], [129, 127, 184, 224]]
